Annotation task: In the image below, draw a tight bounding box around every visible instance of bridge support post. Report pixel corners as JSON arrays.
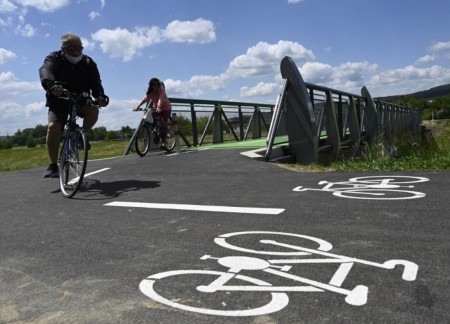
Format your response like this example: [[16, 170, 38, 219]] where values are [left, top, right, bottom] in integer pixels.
[[280, 56, 318, 164]]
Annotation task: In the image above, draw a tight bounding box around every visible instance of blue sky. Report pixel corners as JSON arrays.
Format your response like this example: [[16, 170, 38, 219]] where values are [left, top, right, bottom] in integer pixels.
[[1, 0, 450, 135]]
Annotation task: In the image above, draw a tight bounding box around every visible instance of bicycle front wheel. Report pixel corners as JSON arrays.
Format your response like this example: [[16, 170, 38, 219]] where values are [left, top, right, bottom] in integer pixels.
[[333, 188, 426, 200], [163, 119, 176, 152], [214, 231, 333, 256], [135, 123, 150, 157], [59, 128, 88, 198], [348, 176, 429, 185]]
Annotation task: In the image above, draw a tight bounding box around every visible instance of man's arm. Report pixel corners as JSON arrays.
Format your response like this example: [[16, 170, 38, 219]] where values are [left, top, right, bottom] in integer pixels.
[[39, 53, 57, 91]]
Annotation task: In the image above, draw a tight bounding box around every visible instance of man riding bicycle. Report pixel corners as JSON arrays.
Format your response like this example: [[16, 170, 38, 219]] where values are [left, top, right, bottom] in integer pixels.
[[39, 32, 108, 178], [134, 78, 172, 147]]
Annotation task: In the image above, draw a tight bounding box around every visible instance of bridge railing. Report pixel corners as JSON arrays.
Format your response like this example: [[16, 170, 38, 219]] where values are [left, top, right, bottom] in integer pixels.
[[265, 56, 422, 163], [125, 56, 421, 163], [124, 98, 275, 155]]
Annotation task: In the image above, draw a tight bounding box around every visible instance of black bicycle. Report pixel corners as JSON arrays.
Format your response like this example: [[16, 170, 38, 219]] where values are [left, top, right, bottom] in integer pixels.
[[57, 86, 108, 198], [133, 107, 176, 156]]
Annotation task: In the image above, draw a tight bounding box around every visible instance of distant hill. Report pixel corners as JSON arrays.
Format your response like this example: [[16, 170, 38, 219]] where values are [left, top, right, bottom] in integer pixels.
[[376, 84, 450, 102]]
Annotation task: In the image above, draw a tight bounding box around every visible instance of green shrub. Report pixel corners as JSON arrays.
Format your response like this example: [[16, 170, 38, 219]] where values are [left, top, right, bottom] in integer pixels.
[[0, 139, 13, 150], [26, 138, 37, 148]]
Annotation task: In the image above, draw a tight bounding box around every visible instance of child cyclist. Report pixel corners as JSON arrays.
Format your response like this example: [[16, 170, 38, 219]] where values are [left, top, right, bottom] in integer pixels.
[[134, 78, 172, 146]]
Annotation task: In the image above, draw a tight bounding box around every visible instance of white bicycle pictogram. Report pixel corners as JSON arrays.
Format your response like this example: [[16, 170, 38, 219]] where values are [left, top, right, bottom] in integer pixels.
[[293, 175, 429, 200], [139, 231, 418, 317]]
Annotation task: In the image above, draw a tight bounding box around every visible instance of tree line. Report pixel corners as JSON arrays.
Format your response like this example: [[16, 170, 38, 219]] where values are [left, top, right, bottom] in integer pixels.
[[0, 115, 208, 150], [394, 95, 450, 120]]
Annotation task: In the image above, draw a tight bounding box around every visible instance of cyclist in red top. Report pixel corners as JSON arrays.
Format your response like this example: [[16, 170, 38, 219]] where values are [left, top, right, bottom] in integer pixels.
[[135, 78, 172, 145]]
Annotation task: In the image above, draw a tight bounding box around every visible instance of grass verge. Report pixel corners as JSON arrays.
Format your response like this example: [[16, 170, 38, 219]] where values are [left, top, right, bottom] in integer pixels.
[[0, 140, 130, 173], [285, 119, 450, 172], [1, 120, 449, 173]]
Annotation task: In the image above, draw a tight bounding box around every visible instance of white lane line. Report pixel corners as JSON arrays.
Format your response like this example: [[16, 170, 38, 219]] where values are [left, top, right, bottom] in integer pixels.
[[68, 168, 111, 185], [105, 201, 284, 215], [85, 168, 111, 177]]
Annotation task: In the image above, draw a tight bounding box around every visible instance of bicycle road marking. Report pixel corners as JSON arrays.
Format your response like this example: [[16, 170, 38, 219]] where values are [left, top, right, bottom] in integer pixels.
[[105, 201, 285, 215], [293, 175, 429, 200], [139, 231, 419, 316]]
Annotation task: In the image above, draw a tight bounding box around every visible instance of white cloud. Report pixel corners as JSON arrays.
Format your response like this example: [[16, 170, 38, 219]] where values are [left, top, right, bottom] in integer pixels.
[[0, 100, 25, 134], [81, 37, 95, 51], [89, 10, 100, 21], [0, 71, 46, 134], [366, 65, 450, 96], [337, 62, 379, 82], [24, 100, 46, 117], [92, 26, 162, 62], [14, 0, 70, 12], [0, 100, 47, 134], [0, 71, 41, 97], [374, 65, 449, 84], [164, 75, 225, 98], [0, 16, 14, 26], [288, 0, 304, 3], [241, 82, 280, 97], [0, 0, 18, 13], [0, 48, 16, 64], [300, 62, 334, 84], [157, 40, 315, 99], [429, 41, 450, 52], [151, 40, 393, 100], [416, 54, 436, 65], [163, 18, 215, 44], [92, 19, 216, 62], [14, 22, 36, 37], [412, 41, 450, 66], [300, 61, 380, 88], [225, 40, 315, 79]]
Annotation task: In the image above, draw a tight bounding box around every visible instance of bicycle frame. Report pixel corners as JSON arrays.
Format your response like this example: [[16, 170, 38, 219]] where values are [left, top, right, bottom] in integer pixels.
[[197, 238, 417, 306], [142, 107, 163, 135], [132, 107, 176, 155], [57, 90, 93, 197]]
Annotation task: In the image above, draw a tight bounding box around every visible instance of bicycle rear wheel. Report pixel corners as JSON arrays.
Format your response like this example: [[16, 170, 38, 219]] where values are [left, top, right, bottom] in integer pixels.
[[163, 119, 176, 152], [59, 128, 88, 198], [135, 123, 150, 157], [140, 270, 289, 316]]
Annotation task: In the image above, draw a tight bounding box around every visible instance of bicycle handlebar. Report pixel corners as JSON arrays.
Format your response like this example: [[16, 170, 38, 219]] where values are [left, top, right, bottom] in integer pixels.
[[51, 81, 109, 107], [57, 90, 109, 108], [133, 107, 157, 112]]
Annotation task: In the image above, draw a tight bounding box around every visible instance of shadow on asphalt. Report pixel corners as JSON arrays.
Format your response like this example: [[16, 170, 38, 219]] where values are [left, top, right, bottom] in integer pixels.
[[51, 179, 161, 200]]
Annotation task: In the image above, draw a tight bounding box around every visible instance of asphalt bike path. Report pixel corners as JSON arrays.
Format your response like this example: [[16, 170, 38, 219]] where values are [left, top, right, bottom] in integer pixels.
[[1, 148, 449, 323]]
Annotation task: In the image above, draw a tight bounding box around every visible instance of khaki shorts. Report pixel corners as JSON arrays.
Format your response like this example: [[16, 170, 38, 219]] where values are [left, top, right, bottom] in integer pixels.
[[48, 104, 97, 129]]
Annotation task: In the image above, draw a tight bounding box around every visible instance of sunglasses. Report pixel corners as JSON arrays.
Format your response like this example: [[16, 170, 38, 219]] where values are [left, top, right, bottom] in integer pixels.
[[151, 83, 159, 86], [64, 45, 83, 51]]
